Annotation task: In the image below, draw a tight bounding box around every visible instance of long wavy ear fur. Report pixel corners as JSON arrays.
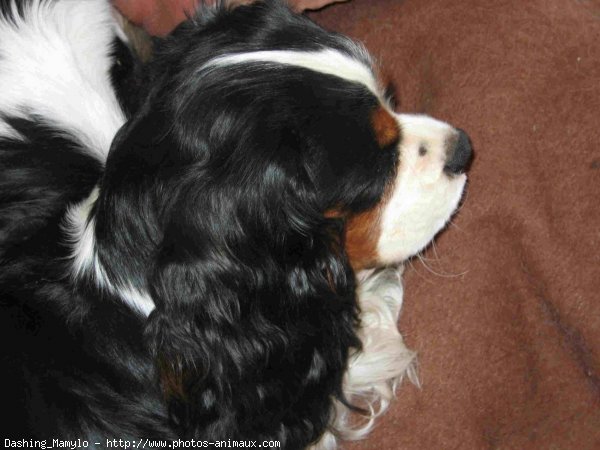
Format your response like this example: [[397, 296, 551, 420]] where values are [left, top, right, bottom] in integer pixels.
[[128, 109, 361, 445], [146, 178, 360, 444]]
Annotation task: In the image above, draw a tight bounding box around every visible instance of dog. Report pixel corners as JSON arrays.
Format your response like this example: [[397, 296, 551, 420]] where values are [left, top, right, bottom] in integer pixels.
[[0, 0, 471, 447]]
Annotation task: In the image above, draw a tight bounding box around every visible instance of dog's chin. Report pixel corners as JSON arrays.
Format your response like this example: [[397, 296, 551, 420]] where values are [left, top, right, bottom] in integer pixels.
[[378, 174, 467, 265]]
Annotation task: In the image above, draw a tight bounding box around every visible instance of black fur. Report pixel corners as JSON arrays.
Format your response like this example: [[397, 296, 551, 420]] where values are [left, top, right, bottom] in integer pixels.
[[111, 36, 146, 116], [0, 1, 398, 447]]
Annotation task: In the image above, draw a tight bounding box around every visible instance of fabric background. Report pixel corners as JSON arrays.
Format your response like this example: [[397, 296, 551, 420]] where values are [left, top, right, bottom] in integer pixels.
[[311, 0, 600, 448]]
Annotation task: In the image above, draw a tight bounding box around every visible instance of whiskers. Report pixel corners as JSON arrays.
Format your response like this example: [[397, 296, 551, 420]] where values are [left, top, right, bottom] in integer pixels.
[[408, 208, 470, 281]]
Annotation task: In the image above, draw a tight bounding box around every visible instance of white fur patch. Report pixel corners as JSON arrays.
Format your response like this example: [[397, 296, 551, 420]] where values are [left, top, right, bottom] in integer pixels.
[[64, 188, 155, 316], [377, 114, 467, 263], [312, 267, 417, 449], [64, 186, 100, 280], [0, 0, 125, 158], [113, 283, 155, 316], [203, 48, 379, 95]]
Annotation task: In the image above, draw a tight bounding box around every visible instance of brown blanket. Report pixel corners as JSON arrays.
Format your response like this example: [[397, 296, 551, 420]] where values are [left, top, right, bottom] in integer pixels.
[[312, 0, 600, 448]]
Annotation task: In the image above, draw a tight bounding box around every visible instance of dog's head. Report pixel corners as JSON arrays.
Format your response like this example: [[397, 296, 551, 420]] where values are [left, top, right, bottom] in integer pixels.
[[89, 0, 470, 444]]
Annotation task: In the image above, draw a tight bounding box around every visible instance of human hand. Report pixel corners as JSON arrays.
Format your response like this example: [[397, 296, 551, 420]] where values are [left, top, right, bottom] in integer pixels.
[[113, 0, 348, 36]]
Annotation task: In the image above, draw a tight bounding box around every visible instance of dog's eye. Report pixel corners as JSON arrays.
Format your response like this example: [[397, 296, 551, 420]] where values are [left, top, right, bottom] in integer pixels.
[[383, 82, 399, 110]]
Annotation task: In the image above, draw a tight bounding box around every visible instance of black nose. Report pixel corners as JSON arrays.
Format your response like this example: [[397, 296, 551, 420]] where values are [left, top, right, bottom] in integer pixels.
[[444, 129, 473, 175]]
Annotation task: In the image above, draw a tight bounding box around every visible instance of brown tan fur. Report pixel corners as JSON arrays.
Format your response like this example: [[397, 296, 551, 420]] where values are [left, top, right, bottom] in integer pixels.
[[344, 107, 399, 270], [371, 106, 400, 148], [345, 206, 383, 270]]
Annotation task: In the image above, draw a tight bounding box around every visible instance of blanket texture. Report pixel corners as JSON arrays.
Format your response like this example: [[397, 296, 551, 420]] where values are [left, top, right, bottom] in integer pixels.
[[312, 0, 600, 448]]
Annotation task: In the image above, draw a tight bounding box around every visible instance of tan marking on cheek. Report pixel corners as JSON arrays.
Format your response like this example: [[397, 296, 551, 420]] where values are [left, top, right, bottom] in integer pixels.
[[371, 106, 400, 148], [345, 205, 384, 271]]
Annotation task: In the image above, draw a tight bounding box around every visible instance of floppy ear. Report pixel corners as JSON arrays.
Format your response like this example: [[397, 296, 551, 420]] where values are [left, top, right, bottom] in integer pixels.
[[143, 150, 361, 442]]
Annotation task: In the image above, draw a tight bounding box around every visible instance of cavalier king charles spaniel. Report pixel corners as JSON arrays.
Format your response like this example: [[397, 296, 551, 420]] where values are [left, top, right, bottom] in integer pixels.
[[0, 0, 471, 448]]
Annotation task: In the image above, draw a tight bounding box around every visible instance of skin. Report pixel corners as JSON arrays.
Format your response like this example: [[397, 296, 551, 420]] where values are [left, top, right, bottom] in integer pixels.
[[113, 0, 348, 36]]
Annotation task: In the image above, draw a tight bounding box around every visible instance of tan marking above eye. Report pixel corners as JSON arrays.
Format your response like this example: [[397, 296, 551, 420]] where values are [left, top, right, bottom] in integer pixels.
[[371, 106, 400, 148]]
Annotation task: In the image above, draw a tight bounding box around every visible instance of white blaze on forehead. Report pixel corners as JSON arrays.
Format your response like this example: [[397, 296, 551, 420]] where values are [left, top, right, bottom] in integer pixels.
[[202, 48, 379, 95]]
